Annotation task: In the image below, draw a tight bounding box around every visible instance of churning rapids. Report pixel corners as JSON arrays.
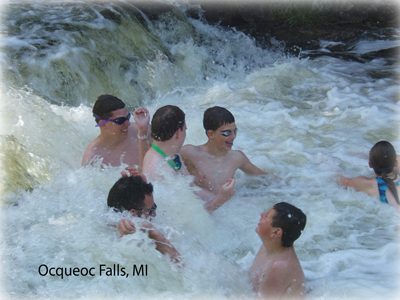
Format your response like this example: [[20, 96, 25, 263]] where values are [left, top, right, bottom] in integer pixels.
[[0, 1, 399, 299]]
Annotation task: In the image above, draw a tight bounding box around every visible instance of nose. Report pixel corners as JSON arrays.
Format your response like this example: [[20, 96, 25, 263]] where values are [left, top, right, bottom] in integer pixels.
[[125, 119, 131, 126], [151, 211, 157, 217]]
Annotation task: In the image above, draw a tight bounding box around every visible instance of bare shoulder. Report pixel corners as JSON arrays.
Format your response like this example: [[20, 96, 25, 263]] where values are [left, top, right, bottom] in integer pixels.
[[181, 144, 204, 158], [258, 250, 305, 299], [229, 149, 248, 161], [82, 138, 101, 166]]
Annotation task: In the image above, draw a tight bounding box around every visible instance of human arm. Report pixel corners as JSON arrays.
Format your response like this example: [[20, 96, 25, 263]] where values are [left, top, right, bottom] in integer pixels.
[[239, 153, 281, 180], [134, 107, 151, 171], [338, 175, 371, 192], [118, 219, 182, 264], [194, 179, 235, 212]]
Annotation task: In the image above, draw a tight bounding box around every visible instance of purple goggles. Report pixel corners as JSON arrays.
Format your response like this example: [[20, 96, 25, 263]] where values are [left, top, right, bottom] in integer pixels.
[[95, 113, 131, 127]]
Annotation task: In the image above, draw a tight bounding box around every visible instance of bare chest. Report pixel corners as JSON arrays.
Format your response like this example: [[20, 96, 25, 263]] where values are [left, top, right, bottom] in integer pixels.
[[94, 138, 139, 167], [192, 157, 238, 192]]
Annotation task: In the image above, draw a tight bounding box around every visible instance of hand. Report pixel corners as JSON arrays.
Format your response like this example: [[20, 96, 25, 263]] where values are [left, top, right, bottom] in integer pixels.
[[118, 219, 154, 237], [120, 166, 148, 183], [134, 107, 150, 132], [218, 179, 235, 201], [118, 219, 136, 237]]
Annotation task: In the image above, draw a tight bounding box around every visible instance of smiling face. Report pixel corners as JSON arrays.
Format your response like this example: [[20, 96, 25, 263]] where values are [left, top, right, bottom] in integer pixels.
[[208, 122, 237, 151], [102, 108, 131, 139]]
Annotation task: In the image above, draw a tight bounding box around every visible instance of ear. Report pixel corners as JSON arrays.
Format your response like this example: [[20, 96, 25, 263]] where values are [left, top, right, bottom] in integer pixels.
[[368, 161, 372, 168], [129, 208, 139, 217], [206, 130, 214, 139], [271, 228, 283, 239], [175, 129, 180, 139]]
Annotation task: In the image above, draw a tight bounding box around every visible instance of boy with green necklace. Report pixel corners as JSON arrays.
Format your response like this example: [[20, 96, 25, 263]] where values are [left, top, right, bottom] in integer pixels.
[[142, 105, 235, 212]]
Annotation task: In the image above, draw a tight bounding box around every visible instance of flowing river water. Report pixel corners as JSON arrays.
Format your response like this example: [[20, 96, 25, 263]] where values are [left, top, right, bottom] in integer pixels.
[[0, 1, 399, 299]]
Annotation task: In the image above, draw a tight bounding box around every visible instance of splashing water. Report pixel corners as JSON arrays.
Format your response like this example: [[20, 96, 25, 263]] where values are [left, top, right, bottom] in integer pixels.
[[1, 1, 399, 300]]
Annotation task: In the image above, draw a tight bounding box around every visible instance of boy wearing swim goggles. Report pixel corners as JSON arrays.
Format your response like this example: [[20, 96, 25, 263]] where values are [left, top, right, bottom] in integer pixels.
[[141, 105, 235, 212], [180, 106, 280, 195], [108, 170, 181, 264], [81, 94, 151, 169]]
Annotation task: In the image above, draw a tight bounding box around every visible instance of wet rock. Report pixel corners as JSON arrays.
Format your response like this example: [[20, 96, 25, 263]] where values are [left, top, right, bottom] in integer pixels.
[[187, 0, 399, 61]]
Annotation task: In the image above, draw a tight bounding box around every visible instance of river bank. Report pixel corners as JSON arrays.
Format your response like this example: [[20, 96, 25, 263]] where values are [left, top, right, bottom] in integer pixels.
[[186, 0, 399, 62]]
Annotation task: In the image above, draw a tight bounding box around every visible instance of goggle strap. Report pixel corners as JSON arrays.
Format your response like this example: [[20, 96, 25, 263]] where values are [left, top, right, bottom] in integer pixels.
[[152, 144, 181, 170]]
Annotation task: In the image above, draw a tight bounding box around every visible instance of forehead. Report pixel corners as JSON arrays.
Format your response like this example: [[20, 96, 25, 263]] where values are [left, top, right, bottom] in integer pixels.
[[143, 194, 155, 208], [266, 207, 276, 218], [110, 108, 129, 118], [216, 122, 236, 131]]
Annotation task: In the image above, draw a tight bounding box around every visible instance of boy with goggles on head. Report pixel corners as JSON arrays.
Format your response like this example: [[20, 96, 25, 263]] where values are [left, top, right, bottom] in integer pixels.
[[180, 106, 279, 196], [108, 169, 181, 264], [82, 94, 151, 169]]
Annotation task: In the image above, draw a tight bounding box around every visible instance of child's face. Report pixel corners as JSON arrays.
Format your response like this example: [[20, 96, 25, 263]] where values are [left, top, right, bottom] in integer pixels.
[[211, 122, 237, 151]]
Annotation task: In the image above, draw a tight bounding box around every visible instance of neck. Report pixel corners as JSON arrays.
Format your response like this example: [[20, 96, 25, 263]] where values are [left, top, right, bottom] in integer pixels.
[[152, 140, 181, 157], [260, 236, 286, 255], [204, 140, 229, 157]]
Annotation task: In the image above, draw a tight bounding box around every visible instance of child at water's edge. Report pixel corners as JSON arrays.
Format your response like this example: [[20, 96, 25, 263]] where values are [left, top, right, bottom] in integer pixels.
[[339, 140, 400, 213], [249, 202, 307, 299]]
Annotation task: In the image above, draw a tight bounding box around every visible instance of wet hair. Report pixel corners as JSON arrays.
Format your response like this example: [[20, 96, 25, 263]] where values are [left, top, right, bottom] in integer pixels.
[[92, 94, 125, 123], [107, 176, 153, 212], [151, 105, 185, 141], [369, 140, 399, 204], [272, 202, 306, 247], [203, 106, 235, 135]]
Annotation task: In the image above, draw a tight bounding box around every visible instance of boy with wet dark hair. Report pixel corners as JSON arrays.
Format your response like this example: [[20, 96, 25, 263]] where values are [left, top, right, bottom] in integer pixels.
[[92, 94, 125, 123], [107, 176, 154, 214], [249, 202, 307, 299], [108, 172, 181, 263], [181, 106, 278, 196], [203, 106, 235, 134], [150, 105, 185, 142], [272, 202, 307, 247], [141, 105, 235, 212], [82, 94, 151, 169]]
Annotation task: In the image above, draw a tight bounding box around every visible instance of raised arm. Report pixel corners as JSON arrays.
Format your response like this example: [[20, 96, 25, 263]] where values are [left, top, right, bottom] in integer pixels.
[[134, 107, 151, 171]]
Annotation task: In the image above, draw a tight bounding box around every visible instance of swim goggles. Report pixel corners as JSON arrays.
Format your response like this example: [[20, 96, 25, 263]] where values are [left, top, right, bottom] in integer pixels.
[[218, 128, 238, 137], [135, 203, 157, 215], [94, 113, 131, 127], [151, 144, 182, 170], [172, 154, 182, 170]]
